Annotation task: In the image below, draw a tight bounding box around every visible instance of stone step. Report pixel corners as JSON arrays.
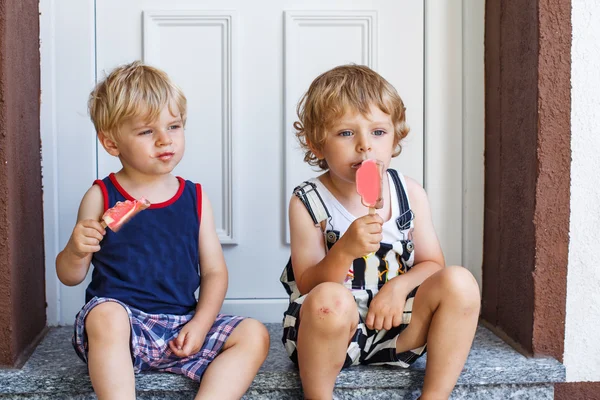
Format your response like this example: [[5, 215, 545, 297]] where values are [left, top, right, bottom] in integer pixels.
[[0, 324, 564, 399]]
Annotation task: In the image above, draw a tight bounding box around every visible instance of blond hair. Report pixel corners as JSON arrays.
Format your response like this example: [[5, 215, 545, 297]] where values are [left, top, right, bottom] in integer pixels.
[[295, 65, 409, 170], [89, 61, 187, 141]]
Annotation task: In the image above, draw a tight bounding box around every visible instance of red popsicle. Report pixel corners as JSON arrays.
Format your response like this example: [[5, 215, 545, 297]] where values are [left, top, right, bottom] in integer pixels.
[[100, 197, 151, 232], [356, 159, 384, 214]]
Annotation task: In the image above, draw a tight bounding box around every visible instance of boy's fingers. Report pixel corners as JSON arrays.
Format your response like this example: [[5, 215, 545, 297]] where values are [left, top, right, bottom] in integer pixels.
[[366, 214, 384, 224], [365, 311, 375, 329], [370, 234, 382, 243], [392, 313, 403, 328], [383, 316, 393, 331], [181, 337, 194, 356], [84, 235, 101, 245], [365, 223, 382, 233], [168, 340, 181, 355], [82, 220, 106, 235], [87, 228, 104, 241], [169, 339, 187, 357], [364, 217, 383, 226], [373, 314, 384, 331], [175, 332, 186, 349]]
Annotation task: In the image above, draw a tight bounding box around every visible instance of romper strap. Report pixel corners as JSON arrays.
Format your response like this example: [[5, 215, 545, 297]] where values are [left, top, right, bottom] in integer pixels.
[[387, 169, 414, 231], [293, 181, 331, 233]]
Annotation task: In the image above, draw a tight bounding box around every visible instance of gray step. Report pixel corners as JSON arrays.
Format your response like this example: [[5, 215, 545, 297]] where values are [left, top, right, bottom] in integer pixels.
[[0, 386, 555, 399], [0, 324, 564, 399]]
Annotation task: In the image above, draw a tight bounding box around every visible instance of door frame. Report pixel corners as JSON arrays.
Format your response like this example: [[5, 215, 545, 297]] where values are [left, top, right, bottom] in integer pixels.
[[40, 0, 484, 325]]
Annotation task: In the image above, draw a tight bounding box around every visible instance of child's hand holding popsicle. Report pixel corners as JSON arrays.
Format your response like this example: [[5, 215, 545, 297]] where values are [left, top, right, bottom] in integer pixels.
[[333, 160, 385, 259], [353, 159, 384, 257], [65, 197, 151, 259]]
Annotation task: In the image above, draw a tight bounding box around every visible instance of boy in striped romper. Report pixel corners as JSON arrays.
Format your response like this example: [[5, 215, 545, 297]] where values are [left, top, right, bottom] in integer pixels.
[[281, 65, 481, 400], [56, 61, 269, 399]]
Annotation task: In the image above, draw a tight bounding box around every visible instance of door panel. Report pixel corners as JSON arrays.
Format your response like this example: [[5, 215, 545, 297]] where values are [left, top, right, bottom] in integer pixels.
[[92, 0, 424, 321]]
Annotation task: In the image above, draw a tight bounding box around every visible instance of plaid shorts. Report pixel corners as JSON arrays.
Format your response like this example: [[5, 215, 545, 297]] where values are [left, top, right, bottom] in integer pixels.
[[282, 287, 426, 368], [73, 297, 244, 382]]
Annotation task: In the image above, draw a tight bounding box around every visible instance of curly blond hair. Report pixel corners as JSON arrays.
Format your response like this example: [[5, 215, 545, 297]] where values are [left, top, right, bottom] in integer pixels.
[[295, 65, 409, 170], [89, 61, 187, 142]]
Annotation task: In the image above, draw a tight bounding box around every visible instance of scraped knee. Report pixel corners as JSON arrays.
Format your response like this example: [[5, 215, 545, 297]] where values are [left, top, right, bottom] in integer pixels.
[[300, 282, 357, 335]]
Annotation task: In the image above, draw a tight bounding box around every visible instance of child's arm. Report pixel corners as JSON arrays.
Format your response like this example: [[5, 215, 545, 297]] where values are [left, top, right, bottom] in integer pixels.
[[289, 194, 384, 295], [169, 193, 228, 357], [56, 185, 106, 286], [387, 177, 445, 289], [366, 177, 445, 330]]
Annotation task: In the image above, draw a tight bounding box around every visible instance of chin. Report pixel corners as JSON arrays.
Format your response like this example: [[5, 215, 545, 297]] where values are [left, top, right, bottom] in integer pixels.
[[330, 170, 356, 184]]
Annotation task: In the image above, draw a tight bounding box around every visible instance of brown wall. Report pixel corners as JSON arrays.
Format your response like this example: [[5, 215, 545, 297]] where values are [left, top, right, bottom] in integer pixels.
[[556, 382, 600, 400], [0, 0, 47, 366], [533, 0, 571, 359], [482, 0, 570, 361]]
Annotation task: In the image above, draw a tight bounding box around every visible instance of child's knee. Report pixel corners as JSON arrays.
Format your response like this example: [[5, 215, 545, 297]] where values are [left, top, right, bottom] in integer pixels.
[[230, 319, 269, 354], [85, 302, 130, 341], [300, 283, 357, 330], [439, 266, 481, 311], [244, 319, 270, 352]]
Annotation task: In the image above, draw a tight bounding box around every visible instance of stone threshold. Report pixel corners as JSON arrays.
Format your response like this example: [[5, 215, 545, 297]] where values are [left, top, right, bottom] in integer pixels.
[[0, 324, 564, 398]]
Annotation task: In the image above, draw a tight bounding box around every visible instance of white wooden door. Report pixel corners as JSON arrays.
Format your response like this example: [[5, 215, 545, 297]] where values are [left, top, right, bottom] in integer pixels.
[[44, 0, 492, 327], [93, 0, 424, 322]]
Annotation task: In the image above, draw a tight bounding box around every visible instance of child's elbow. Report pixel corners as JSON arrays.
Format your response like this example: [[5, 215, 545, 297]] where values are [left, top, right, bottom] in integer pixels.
[[296, 275, 313, 296], [61, 278, 81, 287], [56, 268, 84, 286], [56, 274, 81, 287], [55, 258, 86, 286]]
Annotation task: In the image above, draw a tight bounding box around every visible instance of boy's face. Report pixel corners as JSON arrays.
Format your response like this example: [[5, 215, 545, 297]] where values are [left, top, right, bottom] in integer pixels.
[[101, 104, 185, 177], [314, 103, 396, 185]]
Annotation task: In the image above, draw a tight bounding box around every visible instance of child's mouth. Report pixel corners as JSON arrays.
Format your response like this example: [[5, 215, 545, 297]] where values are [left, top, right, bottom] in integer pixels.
[[156, 152, 174, 161]]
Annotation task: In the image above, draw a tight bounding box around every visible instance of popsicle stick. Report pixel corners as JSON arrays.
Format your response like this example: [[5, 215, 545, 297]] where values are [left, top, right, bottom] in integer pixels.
[[365, 207, 376, 257], [100, 220, 107, 229]]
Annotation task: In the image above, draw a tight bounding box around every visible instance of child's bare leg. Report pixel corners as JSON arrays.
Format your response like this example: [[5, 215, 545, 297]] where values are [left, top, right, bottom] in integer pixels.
[[395, 266, 480, 400], [296, 282, 358, 400], [85, 302, 136, 400], [195, 318, 269, 400]]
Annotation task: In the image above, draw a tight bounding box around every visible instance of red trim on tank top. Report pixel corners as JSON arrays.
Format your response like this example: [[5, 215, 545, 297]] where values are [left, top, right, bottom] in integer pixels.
[[195, 183, 202, 224], [93, 180, 109, 212], [108, 173, 185, 209]]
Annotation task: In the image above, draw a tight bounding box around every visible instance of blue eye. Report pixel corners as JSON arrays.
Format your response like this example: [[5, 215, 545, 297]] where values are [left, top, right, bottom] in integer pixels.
[[339, 130, 353, 137], [168, 124, 181, 130], [138, 130, 152, 136], [373, 130, 385, 136]]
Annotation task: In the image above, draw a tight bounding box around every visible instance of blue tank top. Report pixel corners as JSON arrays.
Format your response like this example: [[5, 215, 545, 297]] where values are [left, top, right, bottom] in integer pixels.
[[86, 173, 201, 315]]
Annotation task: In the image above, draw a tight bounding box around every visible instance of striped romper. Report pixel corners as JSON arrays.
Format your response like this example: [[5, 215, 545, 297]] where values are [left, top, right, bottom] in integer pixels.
[[280, 169, 426, 368]]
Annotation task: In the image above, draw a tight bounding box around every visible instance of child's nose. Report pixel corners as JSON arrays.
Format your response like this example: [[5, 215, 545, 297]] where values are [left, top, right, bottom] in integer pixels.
[[357, 135, 372, 153], [156, 130, 172, 146]]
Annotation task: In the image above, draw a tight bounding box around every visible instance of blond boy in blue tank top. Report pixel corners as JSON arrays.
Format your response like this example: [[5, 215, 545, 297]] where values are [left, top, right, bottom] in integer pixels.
[[56, 61, 268, 399]]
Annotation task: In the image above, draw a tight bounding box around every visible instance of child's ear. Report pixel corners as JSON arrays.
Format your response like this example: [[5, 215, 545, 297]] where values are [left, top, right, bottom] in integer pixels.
[[98, 132, 120, 157], [307, 141, 324, 160]]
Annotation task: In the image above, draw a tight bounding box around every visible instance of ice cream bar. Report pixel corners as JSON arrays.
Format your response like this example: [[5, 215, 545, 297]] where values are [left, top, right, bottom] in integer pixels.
[[356, 159, 384, 214], [100, 197, 151, 232]]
